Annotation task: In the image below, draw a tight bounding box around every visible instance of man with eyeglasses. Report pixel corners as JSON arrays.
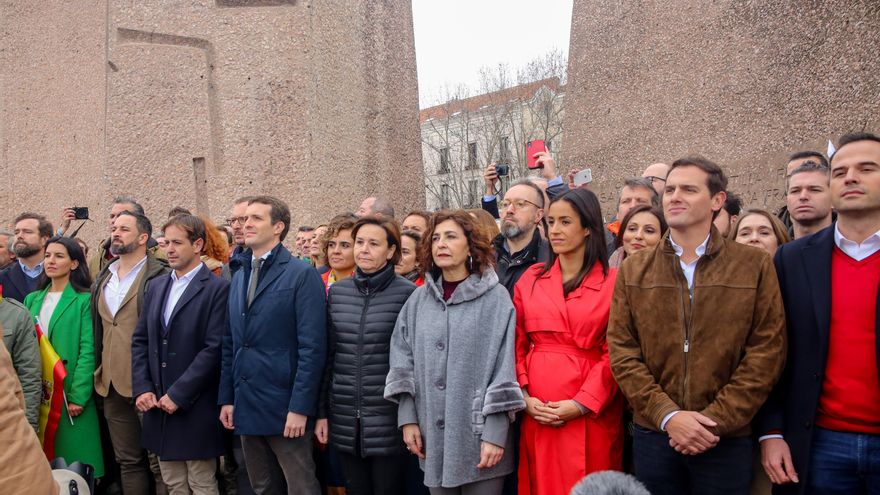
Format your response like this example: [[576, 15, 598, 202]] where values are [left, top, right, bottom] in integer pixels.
[[493, 180, 550, 296], [642, 162, 670, 195], [222, 196, 255, 281]]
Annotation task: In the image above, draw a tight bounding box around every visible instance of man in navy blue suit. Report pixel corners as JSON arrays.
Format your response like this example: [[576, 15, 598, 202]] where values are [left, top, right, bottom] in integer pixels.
[[758, 132, 880, 494], [0, 212, 52, 303], [219, 196, 327, 495], [132, 214, 229, 494]]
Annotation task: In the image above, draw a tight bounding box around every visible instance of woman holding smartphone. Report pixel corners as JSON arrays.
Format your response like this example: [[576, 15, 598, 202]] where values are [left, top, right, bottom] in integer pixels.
[[513, 189, 623, 495]]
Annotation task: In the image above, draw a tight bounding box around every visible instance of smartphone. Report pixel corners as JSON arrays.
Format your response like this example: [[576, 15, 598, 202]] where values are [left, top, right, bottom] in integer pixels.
[[573, 169, 593, 187], [495, 164, 509, 177], [526, 140, 547, 169], [72, 207, 89, 220]]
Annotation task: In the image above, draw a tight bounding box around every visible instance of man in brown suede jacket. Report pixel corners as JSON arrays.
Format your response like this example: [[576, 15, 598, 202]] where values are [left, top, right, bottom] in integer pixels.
[[608, 157, 786, 495]]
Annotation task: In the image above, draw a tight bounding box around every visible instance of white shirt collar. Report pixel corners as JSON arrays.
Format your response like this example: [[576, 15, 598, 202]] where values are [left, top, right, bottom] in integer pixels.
[[171, 262, 203, 283], [833, 222, 880, 261], [668, 233, 711, 259], [107, 255, 147, 277], [252, 250, 271, 264]]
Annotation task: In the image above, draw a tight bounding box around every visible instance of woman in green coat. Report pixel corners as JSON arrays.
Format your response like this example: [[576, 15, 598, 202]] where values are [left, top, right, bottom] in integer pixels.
[[24, 236, 104, 477]]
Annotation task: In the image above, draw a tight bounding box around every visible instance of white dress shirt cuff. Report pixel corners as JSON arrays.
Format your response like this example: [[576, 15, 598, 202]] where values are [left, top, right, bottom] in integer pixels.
[[758, 434, 784, 442], [660, 410, 680, 431]]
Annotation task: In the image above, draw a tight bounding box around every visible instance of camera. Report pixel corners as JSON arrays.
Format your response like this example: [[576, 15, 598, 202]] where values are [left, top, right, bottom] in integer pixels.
[[71, 207, 89, 220], [495, 164, 509, 177]]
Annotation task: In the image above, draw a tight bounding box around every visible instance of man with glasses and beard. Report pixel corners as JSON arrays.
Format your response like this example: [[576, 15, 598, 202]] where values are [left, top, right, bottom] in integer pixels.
[[0, 212, 53, 303], [492, 180, 550, 296], [92, 210, 169, 495]]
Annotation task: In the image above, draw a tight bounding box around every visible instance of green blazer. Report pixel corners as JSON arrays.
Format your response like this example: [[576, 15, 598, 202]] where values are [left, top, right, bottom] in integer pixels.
[[24, 283, 104, 476]]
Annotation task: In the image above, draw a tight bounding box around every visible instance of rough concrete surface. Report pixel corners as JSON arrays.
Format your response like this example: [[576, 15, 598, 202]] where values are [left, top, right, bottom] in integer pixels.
[[1, 0, 423, 247], [564, 0, 880, 218]]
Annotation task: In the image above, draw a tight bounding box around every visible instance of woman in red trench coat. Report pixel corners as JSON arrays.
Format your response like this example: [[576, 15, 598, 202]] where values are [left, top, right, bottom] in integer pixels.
[[513, 189, 624, 495]]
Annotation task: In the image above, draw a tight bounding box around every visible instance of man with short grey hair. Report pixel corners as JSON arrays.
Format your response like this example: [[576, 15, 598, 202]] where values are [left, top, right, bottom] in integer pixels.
[[356, 196, 395, 219], [606, 177, 659, 239], [570, 471, 651, 495]]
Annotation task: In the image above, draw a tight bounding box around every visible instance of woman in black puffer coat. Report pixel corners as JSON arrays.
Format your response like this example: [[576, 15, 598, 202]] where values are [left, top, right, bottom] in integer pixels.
[[316, 215, 418, 495]]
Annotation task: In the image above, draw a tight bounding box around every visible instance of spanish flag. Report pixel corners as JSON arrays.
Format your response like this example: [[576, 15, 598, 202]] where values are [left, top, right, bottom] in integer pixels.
[[34, 317, 67, 459]]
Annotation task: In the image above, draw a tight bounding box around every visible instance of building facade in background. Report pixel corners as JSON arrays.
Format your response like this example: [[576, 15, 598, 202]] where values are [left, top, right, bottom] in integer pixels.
[[420, 78, 564, 211]]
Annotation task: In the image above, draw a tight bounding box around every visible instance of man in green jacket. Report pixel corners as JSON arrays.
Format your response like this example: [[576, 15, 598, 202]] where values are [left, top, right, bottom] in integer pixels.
[[0, 295, 41, 431]]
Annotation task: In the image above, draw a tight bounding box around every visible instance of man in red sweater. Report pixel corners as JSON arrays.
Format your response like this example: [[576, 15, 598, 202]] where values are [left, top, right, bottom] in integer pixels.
[[758, 132, 880, 495]]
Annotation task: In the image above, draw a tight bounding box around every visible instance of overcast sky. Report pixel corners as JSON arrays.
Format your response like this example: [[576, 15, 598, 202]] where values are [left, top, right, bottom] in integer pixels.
[[412, 0, 574, 108]]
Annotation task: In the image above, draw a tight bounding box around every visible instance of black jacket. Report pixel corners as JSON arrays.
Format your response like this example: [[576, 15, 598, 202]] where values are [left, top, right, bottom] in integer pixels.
[[321, 263, 416, 457], [756, 225, 879, 495], [493, 229, 550, 296]]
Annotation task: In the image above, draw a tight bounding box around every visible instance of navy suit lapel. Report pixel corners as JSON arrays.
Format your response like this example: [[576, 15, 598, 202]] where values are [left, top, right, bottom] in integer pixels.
[[800, 227, 834, 362], [166, 266, 209, 331]]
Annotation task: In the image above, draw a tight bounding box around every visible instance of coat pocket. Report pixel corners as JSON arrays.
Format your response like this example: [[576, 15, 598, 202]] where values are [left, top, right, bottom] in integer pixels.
[[472, 390, 485, 435]]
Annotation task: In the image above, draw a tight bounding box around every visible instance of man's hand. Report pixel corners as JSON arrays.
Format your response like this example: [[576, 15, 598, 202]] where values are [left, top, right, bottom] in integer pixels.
[[666, 411, 719, 455], [533, 151, 557, 180], [220, 405, 235, 430], [402, 423, 425, 459], [315, 418, 329, 445], [524, 396, 564, 426], [67, 403, 84, 417], [476, 441, 504, 469], [135, 392, 158, 413], [484, 163, 499, 195], [283, 412, 307, 438], [158, 394, 179, 414], [761, 438, 799, 485], [545, 400, 587, 422], [59, 208, 76, 236]]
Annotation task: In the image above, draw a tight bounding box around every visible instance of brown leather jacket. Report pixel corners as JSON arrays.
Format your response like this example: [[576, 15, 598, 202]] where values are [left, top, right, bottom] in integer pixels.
[[608, 227, 786, 437]]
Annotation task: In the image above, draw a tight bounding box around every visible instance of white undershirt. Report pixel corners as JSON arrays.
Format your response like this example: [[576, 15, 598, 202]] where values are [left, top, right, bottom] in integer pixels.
[[39, 291, 62, 338]]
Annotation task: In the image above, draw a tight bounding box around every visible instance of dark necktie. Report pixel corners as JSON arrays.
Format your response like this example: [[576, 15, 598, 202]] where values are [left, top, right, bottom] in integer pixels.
[[247, 258, 262, 308]]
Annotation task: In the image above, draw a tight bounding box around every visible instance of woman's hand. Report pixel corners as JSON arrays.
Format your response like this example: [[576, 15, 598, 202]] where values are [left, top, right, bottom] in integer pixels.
[[544, 400, 587, 422], [524, 396, 563, 426], [402, 424, 425, 459], [315, 418, 329, 445], [476, 441, 504, 469], [68, 403, 84, 417]]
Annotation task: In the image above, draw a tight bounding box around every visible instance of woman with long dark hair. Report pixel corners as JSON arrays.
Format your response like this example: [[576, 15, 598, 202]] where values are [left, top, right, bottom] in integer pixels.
[[23, 236, 104, 477], [513, 189, 623, 495], [608, 205, 668, 268]]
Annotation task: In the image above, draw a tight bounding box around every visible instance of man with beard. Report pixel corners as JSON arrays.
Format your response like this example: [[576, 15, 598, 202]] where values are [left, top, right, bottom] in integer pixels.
[[493, 181, 549, 296], [786, 161, 833, 240], [0, 212, 53, 303], [57, 196, 162, 279], [222, 196, 254, 281], [92, 210, 169, 495]]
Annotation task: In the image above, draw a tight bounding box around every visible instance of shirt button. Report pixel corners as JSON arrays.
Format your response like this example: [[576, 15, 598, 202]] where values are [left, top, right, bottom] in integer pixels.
[[162, 339, 168, 345], [161, 362, 167, 368], [436, 380, 445, 390], [436, 342, 445, 350], [436, 419, 445, 429]]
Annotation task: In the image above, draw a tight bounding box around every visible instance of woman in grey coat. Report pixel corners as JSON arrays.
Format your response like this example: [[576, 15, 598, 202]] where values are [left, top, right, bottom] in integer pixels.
[[385, 210, 525, 495]]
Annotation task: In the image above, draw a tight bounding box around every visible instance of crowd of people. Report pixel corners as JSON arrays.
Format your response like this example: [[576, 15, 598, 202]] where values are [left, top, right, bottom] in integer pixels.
[[0, 132, 877, 495]]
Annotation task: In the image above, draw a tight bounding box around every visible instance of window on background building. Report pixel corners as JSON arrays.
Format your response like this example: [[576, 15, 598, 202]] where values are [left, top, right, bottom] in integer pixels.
[[439, 147, 450, 174], [467, 142, 478, 170], [441, 183, 451, 209]]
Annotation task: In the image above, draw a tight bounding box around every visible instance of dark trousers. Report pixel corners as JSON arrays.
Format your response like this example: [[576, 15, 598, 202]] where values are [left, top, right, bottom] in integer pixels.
[[806, 427, 880, 495], [337, 451, 407, 495], [632, 425, 753, 495], [241, 434, 319, 495], [103, 386, 167, 495]]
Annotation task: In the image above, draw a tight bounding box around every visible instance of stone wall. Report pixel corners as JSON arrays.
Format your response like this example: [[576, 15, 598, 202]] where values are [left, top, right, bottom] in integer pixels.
[[564, 0, 880, 218], [0, 0, 423, 246]]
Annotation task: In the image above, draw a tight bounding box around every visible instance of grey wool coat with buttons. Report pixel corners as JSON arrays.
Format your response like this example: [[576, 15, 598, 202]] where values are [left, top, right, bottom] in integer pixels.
[[384, 268, 525, 488]]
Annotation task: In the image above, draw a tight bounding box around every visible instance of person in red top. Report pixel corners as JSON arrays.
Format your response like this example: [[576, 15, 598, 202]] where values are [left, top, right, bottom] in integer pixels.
[[758, 132, 880, 495], [514, 188, 623, 495]]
